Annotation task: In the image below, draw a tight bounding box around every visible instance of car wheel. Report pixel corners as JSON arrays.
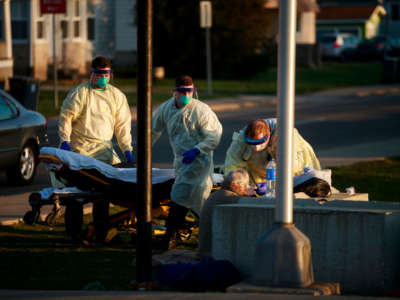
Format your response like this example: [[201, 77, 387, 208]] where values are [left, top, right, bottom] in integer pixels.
[[6, 142, 38, 185]]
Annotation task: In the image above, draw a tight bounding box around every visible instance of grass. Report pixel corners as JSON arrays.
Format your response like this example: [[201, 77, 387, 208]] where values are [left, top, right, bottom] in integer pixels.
[[330, 156, 400, 202], [0, 157, 399, 290], [37, 62, 383, 118], [0, 205, 198, 291], [0, 222, 136, 290]]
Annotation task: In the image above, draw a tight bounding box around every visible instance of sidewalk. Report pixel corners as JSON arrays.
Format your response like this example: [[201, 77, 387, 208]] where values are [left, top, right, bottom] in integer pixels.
[[0, 289, 396, 300]]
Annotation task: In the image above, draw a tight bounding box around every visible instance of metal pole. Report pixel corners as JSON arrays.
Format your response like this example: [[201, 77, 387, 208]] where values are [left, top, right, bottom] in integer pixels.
[[136, 0, 153, 283], [275, 0, 297, 224], [53, 13, 58, 109], [205, 27, 212, 94]]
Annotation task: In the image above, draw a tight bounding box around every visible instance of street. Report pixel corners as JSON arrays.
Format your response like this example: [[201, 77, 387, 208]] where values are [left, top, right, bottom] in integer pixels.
[[1, 87, 400, 197]]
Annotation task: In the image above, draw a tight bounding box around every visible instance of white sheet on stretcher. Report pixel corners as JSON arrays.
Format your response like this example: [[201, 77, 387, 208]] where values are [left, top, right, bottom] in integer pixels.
[[40, 147, 224, 185]]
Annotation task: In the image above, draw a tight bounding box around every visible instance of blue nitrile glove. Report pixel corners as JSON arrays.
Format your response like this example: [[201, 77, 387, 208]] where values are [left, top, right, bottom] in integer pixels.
[[125, 151, 134, 163], [255, 182, 267, 195], [182, 147, 200, 164], [60, 141, 71, 151]]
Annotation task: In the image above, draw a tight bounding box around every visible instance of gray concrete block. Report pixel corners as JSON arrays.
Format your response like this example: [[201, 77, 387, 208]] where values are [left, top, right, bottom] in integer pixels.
[[211, 202, 400, 295]]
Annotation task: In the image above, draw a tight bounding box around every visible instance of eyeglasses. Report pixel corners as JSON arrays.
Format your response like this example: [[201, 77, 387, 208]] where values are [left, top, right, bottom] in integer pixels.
[[244, 135, 269, 145], [91, 67, 113, 75], [173, 87, 197, 93]]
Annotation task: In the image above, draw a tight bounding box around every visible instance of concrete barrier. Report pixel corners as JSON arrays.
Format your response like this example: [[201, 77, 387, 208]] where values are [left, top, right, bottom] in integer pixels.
[[211, 199, 400, 295]]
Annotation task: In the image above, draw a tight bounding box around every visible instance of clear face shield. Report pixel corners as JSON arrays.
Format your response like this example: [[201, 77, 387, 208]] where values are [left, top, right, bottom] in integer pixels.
[[173, 86, 198, 106], [244, 134, 269, 152], [91, 67, 113, 89]]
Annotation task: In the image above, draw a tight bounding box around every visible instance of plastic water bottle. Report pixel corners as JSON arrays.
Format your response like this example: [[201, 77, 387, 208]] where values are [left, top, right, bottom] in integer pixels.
[[265, 158, 276, 198]]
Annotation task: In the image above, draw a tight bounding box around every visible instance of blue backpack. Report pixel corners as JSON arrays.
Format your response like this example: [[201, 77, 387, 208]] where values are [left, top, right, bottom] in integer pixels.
[[156, 257, 242, 292]]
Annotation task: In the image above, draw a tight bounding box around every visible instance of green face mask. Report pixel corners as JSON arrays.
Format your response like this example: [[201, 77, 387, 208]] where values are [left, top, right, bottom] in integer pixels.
[[96, 77, 109, 89], [179, 95, 191, 106]]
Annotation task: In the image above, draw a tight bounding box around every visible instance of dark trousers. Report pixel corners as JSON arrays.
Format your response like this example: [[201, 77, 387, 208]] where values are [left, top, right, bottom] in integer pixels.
[[165, 202, 189, 240]]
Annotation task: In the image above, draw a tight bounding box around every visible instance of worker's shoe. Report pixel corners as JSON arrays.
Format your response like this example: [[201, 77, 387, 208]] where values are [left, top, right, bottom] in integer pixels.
[[154, 231, 180, 251]]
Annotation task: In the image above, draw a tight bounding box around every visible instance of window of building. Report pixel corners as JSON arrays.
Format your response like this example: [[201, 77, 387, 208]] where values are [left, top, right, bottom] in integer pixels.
[[87, 0, 95, 41], [296, 14, 302, 33], [73, 20, 80, 37], [36, 2, 46, 40], [37, 21, 44, 39], [87, 18, 94, 40], [74, 0, 80, 17], [392, 3, 400, 21], [71, 0, 81, 39], [61, 20, 68, 38], [11, 0, 28, 40]]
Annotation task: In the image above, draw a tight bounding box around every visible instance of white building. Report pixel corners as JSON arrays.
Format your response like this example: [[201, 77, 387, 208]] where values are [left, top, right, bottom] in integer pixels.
[[10, 0, 137, 81]]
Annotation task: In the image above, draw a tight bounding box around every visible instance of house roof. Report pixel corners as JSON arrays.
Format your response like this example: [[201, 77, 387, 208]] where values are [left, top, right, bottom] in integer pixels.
[[264, 0, 319, 12], [317, 5, 380, 20]]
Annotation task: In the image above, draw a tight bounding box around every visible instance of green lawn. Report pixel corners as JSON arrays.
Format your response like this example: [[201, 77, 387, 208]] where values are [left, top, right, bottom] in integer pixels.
[[330, 156, 400, 202], [0, 223, 137, 290], [38, 62, 383, 118]]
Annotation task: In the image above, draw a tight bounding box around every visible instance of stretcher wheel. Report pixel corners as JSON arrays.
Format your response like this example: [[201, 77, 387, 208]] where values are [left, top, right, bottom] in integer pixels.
[[24, 210, 39, 225]]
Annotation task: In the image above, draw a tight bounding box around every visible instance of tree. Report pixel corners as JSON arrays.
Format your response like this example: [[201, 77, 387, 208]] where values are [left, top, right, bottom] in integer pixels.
[[153, 0, 274, 78]]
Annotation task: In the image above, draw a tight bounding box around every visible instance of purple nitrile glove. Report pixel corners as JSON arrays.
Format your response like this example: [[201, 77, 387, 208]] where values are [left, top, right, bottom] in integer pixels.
[[182, 147, 200, 164], [255, 182, 267, 195], [60, 141, 71, 151], [125, 151, 134, 163]]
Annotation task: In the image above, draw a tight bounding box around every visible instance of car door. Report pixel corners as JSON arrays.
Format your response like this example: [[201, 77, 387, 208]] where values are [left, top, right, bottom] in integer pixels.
[[0, 95, 21, 169]]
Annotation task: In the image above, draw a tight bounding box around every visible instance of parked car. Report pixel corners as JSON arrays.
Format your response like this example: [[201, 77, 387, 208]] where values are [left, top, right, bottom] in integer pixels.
[[356, 36, 386, 60], [0, 89, 48, 185], [357, 36, 400, 60], [318, 33, 360, 61]]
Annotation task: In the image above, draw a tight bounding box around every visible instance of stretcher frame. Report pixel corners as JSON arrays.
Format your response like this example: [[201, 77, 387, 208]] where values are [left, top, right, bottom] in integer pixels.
[[25, 153, 176, 242]]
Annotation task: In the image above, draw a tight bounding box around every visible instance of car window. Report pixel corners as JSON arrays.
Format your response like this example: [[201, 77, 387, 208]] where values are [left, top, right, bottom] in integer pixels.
[[0, 96, 17, 120], [319, 36, 336, 43]]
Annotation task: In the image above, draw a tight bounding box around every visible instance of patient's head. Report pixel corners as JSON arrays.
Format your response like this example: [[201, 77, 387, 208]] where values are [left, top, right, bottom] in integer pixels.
[[293, 177, 331, 197], [222, 168, 250, 196]]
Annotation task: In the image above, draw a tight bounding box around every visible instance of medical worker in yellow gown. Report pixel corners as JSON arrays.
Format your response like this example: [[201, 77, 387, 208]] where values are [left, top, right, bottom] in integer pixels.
[[224, 118, 320, 195], [52, 56, 133, 188], [152, 75, 222, 250], [58, 56, 133, 165]]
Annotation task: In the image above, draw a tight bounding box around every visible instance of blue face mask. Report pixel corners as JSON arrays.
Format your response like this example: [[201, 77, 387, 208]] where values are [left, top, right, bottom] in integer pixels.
[[96, 77, 109, 89], [179, 95, 191, 106]]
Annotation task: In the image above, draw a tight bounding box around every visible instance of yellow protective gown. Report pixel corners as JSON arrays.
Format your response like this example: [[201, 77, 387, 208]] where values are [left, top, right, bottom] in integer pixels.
[[152, 97, 222, 215], [58, 82, 133, 165], [224, 119, 320, 185]]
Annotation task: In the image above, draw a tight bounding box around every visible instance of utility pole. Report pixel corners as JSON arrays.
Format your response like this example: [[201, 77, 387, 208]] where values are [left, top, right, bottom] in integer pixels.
[[200, 1, 212, 94], [136, 0, 153, 283], [251, 0, 314, 288]]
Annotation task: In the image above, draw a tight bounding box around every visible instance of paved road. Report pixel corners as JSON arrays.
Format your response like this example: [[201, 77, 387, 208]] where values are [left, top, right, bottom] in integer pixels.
[[1, 85, 399, 222]]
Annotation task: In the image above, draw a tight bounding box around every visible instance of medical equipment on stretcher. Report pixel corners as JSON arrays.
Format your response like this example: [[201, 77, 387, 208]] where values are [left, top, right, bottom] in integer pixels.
[[24, 147, 223, 242]]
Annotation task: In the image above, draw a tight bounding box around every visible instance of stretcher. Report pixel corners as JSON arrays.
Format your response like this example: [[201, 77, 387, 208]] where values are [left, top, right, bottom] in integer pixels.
[[24, 147, 223, 243]]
